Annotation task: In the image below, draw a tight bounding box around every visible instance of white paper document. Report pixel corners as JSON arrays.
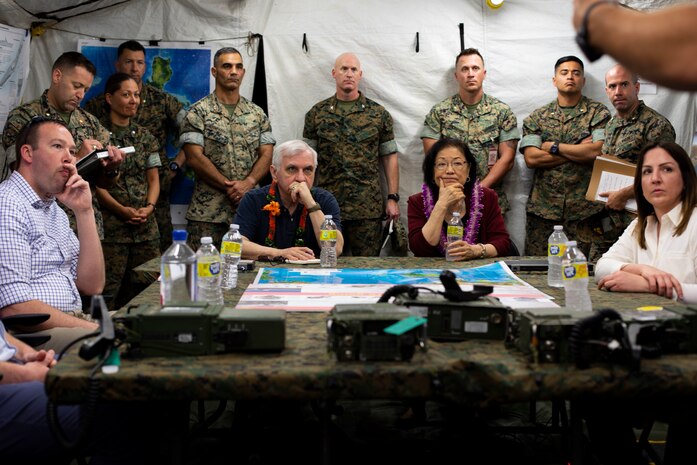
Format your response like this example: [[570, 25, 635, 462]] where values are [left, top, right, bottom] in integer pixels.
[[286, 259, 321, 265], [594, 172, 638, 212]]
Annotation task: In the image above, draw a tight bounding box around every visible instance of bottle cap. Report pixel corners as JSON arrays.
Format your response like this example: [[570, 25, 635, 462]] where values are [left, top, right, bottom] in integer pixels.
[[452, 211, 461, 217], [554, 225, 563, 231], [201, 236, 212, 244], [172, 230, 188, 241], [231, 224, 239, 230], [325, 215, 332, 219]]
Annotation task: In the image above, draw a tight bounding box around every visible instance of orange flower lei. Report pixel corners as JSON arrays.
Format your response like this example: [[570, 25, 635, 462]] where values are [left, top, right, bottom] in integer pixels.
[[262, 201, 280, 216], [263, 181, 308, 247]]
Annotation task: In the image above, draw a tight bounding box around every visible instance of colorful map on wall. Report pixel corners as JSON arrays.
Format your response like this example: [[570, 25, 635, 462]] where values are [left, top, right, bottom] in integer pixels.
[[78, 40, 214, 204]]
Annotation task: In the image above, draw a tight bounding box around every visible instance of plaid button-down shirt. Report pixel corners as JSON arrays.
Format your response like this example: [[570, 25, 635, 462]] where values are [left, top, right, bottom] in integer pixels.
[[0, 172, 81, 312]]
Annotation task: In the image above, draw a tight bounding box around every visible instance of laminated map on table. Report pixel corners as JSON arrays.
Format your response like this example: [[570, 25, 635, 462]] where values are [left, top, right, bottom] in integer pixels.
[[236, 261, 557, 312]]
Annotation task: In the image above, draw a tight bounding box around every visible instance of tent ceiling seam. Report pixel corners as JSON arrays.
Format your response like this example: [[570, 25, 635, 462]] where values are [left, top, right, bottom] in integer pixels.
[[45, 25, 260, 53]]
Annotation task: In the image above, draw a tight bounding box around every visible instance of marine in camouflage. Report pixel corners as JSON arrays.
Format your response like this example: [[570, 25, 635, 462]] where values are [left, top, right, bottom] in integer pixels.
[[421, 93, 520, 212], [2, 90, 110, 239], [601, 100, 675, 163], [85, 82, 185, 252], [180, 92, 275, 226], [303, 92, 398, 222], [522, 95, 610, 223], [521, 95, 610, 260], [97, 120, 161, 309], [98, 121, 161, 243]]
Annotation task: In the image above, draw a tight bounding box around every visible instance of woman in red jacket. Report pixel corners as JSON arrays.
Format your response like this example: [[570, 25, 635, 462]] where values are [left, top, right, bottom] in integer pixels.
[[408, 138, 511, 259]]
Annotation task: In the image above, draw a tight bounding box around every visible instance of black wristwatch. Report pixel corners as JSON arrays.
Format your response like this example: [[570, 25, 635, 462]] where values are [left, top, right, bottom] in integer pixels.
[[550, 142, 560, 155], [168, 161, 180, 172], [387, 193, 400, 202], [576, 0, 615, 62]]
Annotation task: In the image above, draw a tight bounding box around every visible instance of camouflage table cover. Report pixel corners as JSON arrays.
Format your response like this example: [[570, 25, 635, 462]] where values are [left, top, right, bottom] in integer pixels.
[[46, 257, 697, 405]]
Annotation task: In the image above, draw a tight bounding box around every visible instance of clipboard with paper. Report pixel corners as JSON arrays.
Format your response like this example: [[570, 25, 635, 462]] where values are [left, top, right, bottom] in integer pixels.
[[585, 155, 637, 212]]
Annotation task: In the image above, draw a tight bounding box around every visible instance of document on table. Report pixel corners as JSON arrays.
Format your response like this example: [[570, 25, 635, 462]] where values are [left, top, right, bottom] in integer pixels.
[[286, 259, 321, 265]]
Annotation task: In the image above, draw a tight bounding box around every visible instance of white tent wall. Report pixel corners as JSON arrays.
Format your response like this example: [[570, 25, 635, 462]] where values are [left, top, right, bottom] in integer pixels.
[[4, 0, 696, 253]]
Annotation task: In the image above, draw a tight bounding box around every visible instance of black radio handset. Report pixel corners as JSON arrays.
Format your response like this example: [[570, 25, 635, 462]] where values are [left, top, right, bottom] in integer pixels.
[[439, 270, 493, 302], [79, 295, 115, 361]]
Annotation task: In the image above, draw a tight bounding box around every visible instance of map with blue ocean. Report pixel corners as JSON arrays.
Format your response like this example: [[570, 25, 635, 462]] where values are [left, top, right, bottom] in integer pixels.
[[256, 262, 522, 286]]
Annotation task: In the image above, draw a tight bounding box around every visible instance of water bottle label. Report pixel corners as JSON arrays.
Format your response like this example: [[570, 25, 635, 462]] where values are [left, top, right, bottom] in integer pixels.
[[221, 241, 242, 255], [563, 263, 589, 280], [320, 230, 337, 241], [548, 243, 566, 257], [446, 225, 463, 238], [198, 261, 221, 277]]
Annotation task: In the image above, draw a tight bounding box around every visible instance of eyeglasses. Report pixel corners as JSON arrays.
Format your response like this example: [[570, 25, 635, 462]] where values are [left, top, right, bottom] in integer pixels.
[[435, 160, 469, 171]]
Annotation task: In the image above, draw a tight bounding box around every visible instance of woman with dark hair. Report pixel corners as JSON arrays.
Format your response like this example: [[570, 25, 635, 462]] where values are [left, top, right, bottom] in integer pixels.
[[596, 141, 697, 302], [95, 72, 161, 309], [407, 138, 511, 259]]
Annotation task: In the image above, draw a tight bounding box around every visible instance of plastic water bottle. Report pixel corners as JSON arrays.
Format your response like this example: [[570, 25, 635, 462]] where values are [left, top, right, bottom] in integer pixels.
[[562, 241, 592, 311], [160, 229, 197, 304], [220, 224, 242, 289], [195, 237, 224, 305], [320, 215, 337, 268], [445, 211, 463, 262], [547, 225, 569, 288]]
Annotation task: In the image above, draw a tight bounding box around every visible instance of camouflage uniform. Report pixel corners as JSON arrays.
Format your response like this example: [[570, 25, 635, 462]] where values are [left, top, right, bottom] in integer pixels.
[[180, 92, 275, 249], [592, 100, 676, 258], [98, 120, 161, 309], [303, 92, 398, 256], [602, 101, 675, 162], [2, 90, 110, 239], [520, 96, 610, 258], [421, 93, 520, 213], [85, 83, 185, 252]]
